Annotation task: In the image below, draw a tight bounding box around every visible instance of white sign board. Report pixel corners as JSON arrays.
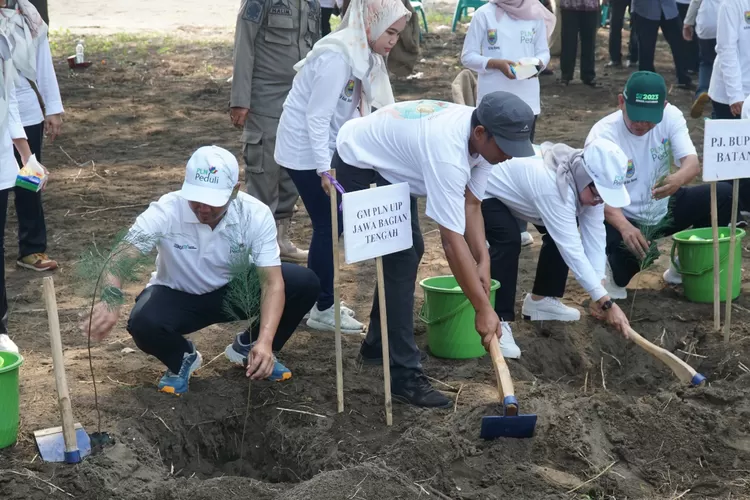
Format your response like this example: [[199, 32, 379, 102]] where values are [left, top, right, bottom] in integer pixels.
[[342, 183, 413, 265], [702, 119, 750, 182]]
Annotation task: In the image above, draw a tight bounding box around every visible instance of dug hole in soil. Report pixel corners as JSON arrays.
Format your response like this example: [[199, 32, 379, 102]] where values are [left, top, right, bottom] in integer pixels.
[[4, 287, 750, 500], [1, 24, 750, 500]]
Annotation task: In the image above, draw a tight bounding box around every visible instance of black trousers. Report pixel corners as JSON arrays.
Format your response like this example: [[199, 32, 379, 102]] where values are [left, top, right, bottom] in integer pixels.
[[0, 189, 9, 334], [321, 7, 335, 36], [605, 184, 733, 287], [632, 12, 691, 85], [676, 2, 699, 73], [560, 9, 599, 83], [608, 0, 638, 64], [483, 198, 571, 321], [333, 151, 424, 375], [126, 263, 320, 373], [12, 122, 47, 259]]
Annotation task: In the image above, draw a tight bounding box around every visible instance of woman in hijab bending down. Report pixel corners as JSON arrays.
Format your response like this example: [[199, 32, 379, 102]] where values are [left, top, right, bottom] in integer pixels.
[[274, 0, 410, 334]]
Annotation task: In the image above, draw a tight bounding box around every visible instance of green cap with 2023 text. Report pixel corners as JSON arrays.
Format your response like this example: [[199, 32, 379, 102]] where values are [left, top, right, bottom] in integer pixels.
[[623, 71, 666, 124]]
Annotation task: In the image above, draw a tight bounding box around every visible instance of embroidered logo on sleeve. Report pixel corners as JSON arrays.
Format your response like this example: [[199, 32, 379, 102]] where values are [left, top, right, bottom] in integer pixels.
[[243, 0, 266, 23]]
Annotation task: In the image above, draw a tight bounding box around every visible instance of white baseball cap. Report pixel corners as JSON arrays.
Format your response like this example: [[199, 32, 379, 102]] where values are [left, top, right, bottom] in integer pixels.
[[582, 138, 631, 208], [181, 146, 240, 207]]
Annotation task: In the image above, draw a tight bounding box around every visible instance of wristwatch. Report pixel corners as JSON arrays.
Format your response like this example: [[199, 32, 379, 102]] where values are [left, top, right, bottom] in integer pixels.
[[601, 299, 614, 311]]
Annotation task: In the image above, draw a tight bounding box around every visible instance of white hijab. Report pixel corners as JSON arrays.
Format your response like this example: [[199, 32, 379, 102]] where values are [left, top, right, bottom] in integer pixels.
[[294, 0, 410, 114], [541, 141, 591, 216]]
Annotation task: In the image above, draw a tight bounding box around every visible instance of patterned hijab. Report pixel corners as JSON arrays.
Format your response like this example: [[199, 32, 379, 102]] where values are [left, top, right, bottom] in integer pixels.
[[294, 0, 411, 113], [488, 0, 556, 42]]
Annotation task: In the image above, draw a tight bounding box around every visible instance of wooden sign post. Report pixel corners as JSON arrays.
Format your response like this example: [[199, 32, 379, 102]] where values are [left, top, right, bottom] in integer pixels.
[[703, 118, 750, 340], [342, 182, 413, 426], [328, 170, 344, 414]]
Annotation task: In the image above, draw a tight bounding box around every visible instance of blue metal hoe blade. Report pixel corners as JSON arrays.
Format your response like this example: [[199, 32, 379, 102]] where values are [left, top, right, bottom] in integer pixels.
[[480, 414, 538, 440], [34, 424, 92, 463]]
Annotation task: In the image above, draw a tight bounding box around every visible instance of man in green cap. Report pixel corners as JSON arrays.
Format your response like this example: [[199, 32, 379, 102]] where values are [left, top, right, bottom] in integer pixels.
[[585, 71, 733, 299]]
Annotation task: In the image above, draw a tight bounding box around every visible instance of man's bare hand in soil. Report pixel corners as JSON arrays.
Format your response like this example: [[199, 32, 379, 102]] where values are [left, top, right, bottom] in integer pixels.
[[81, 301, 121, 341], [246, 340, 274, 380], [230, 107, 249, 128]]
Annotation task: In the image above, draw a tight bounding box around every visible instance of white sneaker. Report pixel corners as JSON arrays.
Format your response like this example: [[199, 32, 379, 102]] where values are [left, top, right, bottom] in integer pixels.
[[0, 334, 19, 353], [307, 304, 364, 334], [520, 231, 534, 247], [663, 258, 682, 285], [500, 323, 521, 359], [521, 294, 581, 321], [604, 261, 627, 300], [304, 301, 355, 320]]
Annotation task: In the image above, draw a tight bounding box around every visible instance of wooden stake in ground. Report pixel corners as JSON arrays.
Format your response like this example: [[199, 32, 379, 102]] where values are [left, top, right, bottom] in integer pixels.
[[710, 182, 721, 332], [371, 182, 393, 426], [329, 170, 344, 413], [723, 179, 740, 342]]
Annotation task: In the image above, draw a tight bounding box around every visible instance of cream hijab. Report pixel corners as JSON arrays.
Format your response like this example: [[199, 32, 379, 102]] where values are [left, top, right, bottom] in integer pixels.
[[294, 0, 411, 114], [0, 0, 46, 137], [488, 0, 556, 42]]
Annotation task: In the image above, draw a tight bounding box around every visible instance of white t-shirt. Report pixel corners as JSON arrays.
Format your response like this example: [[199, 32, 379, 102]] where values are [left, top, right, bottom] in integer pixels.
[[708, 0, 750, 106], [336, 100, 492, 235], [0, 86, 27, 191], [126, 191, 281, 295], [275, 51, 361, 173], [585, 104, 697, 224], [460, 3, 550, 115], [484, 156, 608, 301], [14, 36, 64, 127], [695, 0, 720, 39]]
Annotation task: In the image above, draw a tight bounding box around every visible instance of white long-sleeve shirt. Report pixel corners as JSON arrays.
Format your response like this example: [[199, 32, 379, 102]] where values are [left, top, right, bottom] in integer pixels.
[[461, 3, 550, 115], [14, 35, 64, 127], [275, 51, 361, 174], [483, 155, 608, 301], [1, 85, 27, 190], [708, 0, 750, 106]]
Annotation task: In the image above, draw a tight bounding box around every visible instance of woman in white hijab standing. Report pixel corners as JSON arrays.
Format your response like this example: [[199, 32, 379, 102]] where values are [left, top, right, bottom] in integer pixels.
[[274, 0, 410, 334], [461, 0, 555, 247], [0, 0, 62, 272]]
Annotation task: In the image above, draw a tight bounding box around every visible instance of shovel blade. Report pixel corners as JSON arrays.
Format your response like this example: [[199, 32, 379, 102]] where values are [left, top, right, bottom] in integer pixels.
[[34, 423, 92, 463], [480, 414, 537, 440]]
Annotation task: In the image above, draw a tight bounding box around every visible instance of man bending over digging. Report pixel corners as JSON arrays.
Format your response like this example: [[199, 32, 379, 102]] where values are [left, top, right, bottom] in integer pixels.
[[334, 91, 536, 408], [82, 146, 320, 396]]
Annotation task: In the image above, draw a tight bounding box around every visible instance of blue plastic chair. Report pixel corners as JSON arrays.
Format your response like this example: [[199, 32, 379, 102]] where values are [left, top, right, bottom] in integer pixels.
[[451, 0, 488, 32], [410, 1, 428, 40]]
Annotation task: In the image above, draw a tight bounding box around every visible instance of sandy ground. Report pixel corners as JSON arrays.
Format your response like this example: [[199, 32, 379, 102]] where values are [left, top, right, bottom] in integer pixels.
[[48, 0, 456, 34]]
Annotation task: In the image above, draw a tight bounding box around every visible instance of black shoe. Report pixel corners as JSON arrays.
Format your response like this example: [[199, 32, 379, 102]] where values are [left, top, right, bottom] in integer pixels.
[[391, 372, 452, 408], [583, 79, 601, 87], [358, 341, 428, 365], [676, 81, 696, 91]]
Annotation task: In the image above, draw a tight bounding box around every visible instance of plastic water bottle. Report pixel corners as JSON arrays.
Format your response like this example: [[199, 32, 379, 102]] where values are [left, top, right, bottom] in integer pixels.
[[75, 39, 84, 64]]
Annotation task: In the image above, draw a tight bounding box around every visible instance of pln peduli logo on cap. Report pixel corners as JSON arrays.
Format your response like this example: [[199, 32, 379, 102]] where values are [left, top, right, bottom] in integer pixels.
[[623, 71, 666, 124], [181, 146, 240, 207]]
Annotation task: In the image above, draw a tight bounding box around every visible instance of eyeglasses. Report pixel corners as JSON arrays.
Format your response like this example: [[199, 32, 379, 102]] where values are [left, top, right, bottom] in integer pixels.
[[589, 183, 602, 203]]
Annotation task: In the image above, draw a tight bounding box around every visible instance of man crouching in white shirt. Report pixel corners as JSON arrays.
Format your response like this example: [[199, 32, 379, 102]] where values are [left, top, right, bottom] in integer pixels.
[[587, 71, 732, 298], [333, 91, 536, 408], [82, 146, 320, 396], [482, 138, 633, 358]]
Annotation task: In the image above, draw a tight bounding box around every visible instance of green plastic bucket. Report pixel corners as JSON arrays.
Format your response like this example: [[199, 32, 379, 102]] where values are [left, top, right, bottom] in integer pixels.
[[0, 351, 23, 449], [671, 227, 746, 303], [419, 275, 500, 359]]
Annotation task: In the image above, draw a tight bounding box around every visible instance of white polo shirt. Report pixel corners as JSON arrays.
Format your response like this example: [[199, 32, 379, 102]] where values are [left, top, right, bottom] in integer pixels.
[[336, 100, 492, 235], [585, 104, 696, 224], [126, 191, 281, 295]]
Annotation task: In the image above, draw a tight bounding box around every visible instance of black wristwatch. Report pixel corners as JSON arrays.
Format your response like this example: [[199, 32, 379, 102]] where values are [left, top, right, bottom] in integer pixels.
[[601, 299, 614, 311]]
